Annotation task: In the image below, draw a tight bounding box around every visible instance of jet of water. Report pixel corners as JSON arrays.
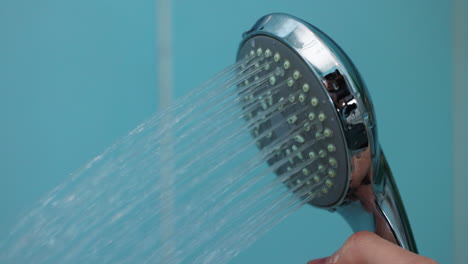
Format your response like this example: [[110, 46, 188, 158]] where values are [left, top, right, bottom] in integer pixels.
[[0, 56, 325, 264]]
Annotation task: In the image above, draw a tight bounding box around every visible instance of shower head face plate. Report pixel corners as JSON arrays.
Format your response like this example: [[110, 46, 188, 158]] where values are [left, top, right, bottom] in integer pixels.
[[237, 13, 377, 209], [237, 35, 349, 208]]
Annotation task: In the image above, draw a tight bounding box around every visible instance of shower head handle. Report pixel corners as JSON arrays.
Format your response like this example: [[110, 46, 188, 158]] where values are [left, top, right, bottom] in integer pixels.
[[374, 151, 418, 252], [337, 150, 418, 253]]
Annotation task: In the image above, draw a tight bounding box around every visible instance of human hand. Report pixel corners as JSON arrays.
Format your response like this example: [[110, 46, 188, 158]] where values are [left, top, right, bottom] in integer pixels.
[[307, 231, 438, 264]]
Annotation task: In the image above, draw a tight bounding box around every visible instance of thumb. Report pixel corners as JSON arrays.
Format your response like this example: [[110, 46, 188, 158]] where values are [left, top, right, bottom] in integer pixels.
[[307, 231, 437, 264]]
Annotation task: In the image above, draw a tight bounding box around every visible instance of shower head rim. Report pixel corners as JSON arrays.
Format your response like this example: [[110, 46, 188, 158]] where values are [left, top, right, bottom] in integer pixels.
[[239, 13, 379, 209]]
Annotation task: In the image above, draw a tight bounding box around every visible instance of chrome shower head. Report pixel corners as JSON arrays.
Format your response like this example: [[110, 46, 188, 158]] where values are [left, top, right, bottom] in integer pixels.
[[237, 13, 417, 252], [238, 35, 349, 208]]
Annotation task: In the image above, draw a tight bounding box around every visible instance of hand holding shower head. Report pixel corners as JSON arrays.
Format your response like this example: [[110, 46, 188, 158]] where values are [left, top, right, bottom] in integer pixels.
[[237, 13, 417, 252]]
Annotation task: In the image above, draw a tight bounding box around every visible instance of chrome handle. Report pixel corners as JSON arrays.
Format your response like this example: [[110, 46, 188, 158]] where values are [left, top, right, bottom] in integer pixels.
[[375, 152, 418, 252], [337, 150, 418, 253]]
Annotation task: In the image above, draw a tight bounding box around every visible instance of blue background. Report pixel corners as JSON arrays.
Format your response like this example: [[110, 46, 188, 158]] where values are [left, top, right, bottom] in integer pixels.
[[1, 0, 465, 263]]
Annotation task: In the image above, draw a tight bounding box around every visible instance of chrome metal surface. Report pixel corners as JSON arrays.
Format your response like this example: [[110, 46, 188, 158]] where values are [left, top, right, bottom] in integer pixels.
[[240, 13, 417, 252], [375, 152, 418, 251]]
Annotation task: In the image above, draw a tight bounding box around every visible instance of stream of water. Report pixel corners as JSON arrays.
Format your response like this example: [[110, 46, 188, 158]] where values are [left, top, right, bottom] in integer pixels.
[[1, 54, 325, 263]]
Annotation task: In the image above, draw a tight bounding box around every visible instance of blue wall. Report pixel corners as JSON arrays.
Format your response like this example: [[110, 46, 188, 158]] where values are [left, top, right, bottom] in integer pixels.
[[0, 0, 157, 234], [0, 0, 460, 263]]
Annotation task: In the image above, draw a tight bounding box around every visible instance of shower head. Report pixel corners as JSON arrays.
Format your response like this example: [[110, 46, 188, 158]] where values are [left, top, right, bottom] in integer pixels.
[[237, 13, 417, 252], [238, 35, 350, 208]]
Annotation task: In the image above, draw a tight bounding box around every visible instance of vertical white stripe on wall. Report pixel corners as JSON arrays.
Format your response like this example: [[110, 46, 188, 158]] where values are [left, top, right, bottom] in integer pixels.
[[453, 0, 467, 263], [156, 0, 176, 262], [156, 0, 173, 109]]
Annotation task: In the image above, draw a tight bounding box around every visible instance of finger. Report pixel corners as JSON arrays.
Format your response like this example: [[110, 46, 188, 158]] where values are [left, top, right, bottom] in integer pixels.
[[308, 231, 438, 264]]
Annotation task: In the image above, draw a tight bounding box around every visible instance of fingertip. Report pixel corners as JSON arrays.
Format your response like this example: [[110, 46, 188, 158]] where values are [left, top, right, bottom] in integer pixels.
[[338, 231, 423, 264], [308, 232, 437, 264], [307, 257, 329, 264], [344, 231, 379, 250]]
